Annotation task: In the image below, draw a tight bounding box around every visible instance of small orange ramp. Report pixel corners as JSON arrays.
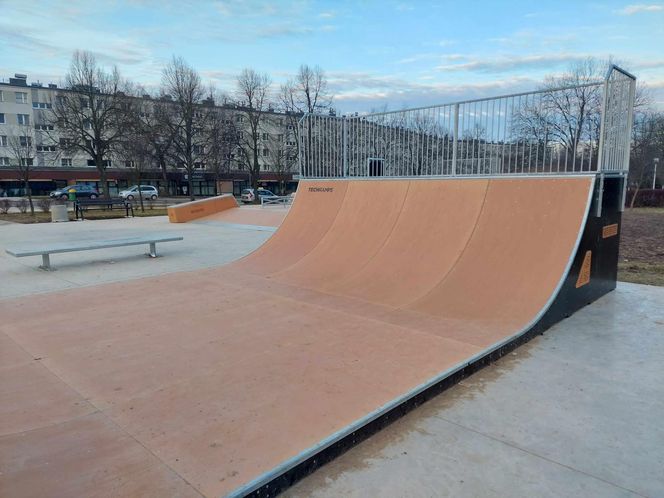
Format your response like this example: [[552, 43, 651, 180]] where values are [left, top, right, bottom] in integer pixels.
[[2, 174, 626, 498]]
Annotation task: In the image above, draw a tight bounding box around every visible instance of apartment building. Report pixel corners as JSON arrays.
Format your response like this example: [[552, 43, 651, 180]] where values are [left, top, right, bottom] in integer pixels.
[[0, 73, 301, 197]]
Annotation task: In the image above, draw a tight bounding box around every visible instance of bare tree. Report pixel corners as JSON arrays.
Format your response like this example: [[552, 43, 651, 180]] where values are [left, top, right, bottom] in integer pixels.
[[119, 100, 155, 212], [628, 111, 664, 206], [281, 64, 333, 175], [161, 56, 212, 200], [512, 58, 650, 173], [45, 50, 135, 198], [236, 69, 272, 200], [134, 92, 178, 195], [6, 122, 36, 214], [269, 136, 297, 194], [205, 106, 239, 192]]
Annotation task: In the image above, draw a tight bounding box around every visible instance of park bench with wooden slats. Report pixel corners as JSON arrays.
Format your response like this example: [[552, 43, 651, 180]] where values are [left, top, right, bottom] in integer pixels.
[[75, 198, 134, 220]]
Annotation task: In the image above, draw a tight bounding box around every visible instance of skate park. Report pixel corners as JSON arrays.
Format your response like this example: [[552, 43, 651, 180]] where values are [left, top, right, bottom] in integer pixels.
[[2, 66, 664, 498]]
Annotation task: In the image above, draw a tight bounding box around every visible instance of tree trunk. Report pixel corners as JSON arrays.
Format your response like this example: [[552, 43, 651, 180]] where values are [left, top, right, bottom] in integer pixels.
[[97, 157, 110, 199], [137, 172, 145, 213], [188, 170, 194, 201], [24, 178, 34, 215], [252, 149, 260, 204], [629, 184, 640, 208], [159, 157, 170, 195]]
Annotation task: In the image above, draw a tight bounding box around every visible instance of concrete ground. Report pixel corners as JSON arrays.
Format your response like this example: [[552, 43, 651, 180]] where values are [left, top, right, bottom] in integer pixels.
[[0, 215, 273, 299], [1, 215, 662, 497], [285, 282, 664, 498]]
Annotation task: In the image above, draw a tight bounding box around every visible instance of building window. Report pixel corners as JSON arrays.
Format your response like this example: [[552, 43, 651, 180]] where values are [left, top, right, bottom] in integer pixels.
[[278, 134, 284, 141], [124, 160, 134, 168], [0, 136, 6, 147], [36, 145, 57, 152], [32, 102, 52, 109], [19, 136, 32, 147], [194, 162, 205, 169], [0, 157, 10, 166], [263, 148, 270, 157], [286, 140, 297, 146], [80, 98, 89, 108], [83, 120, 92, 130], [287, 124, 294, 130], [20, 158, 34, 166], [236, 115, 244, 122], [15, 92, 28, 104], [59, 138, 73, 148], [0, 90, 3, 102], [17, 114, 30, 126], [193, 145, 204, 154], [0, 113, 5, 124], [86, 159, 111, 167], [277, 118, 283, 125], [262, 132, 269, 140], [61, 158, 72, 167], [35, 124, 54, 131]]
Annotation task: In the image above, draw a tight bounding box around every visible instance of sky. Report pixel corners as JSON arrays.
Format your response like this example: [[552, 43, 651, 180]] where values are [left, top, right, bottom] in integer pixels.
[[1, 0, 663, 112]]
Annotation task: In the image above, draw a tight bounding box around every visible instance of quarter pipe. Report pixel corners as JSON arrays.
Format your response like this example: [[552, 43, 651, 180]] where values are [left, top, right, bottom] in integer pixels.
[[0, 174, 624, 498]]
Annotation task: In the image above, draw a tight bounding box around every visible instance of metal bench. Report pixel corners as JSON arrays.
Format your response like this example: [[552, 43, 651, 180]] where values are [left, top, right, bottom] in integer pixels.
[[5, 234, 183, 270], [75, 198, 134, 220]]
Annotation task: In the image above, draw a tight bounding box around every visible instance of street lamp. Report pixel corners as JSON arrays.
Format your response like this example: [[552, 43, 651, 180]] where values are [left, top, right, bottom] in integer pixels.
[[654, 158, 660, 190]]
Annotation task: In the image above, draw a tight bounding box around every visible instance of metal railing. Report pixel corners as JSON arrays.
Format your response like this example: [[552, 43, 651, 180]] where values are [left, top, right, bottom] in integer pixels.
[[260, 195, 293, 207], [298, 66, 636, 178]]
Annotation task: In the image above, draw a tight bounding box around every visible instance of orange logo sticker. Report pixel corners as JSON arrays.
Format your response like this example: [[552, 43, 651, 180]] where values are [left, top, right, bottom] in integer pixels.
[[602, 224, 619, 238], [576, 251, 592, 288]]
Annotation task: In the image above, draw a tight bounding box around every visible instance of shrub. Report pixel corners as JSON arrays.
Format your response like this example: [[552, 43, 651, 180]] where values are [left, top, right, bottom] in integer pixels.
[[37, 198, 52, 213], [626, 189, 664, 208], [0, 199, 10, 214], [14, 198, 29, 213]]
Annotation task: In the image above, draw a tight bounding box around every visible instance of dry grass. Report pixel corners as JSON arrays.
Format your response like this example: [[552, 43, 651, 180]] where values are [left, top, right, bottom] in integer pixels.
[[618, 207, 664, 287]]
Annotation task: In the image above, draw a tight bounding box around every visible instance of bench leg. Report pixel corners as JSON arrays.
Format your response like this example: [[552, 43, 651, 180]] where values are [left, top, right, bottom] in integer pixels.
[[147, 242, 157, 258], [39, 254, 52, 271]]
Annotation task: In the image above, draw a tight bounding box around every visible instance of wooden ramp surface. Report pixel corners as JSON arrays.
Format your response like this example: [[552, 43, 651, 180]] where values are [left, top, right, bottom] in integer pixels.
[[194, 205, 288, 228], [0, 177, 593, 497]]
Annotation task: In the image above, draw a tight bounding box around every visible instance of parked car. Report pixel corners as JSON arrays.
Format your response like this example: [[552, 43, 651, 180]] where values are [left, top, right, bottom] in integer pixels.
[[240, 188, 276, 203], [119, 185, 159, 201], [49, 184, 99, 200]]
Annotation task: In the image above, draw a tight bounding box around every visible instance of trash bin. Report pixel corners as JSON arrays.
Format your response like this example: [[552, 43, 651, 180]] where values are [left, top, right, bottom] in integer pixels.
[[67, 188, 76, 202], [51, 203, 69, 222]]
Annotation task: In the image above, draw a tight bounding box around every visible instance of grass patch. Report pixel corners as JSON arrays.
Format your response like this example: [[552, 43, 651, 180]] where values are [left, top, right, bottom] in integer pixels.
[[618, 262, 664, 286], [0, 208, 168, 224]]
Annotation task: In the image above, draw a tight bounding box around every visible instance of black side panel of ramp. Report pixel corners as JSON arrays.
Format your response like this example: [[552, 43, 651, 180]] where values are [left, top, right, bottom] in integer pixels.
[[534, 175, 623, 333]]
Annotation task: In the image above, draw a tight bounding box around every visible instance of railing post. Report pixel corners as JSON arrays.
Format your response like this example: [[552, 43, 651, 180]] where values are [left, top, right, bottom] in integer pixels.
[[298, 114, 306, 177], [596, 74, 610, 173], [343, 117, 348, 177], [452, 103, 459, 176], [623, 78, 636, 172]]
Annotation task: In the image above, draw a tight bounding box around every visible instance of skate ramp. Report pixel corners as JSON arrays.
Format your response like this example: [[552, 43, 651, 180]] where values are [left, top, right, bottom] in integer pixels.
[[0, 176, 596, 498], [168, 193, 238, 223]]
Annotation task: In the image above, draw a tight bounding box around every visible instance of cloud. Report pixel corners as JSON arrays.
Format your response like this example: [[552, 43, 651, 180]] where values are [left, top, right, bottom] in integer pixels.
[[318, 11, 336, 18], [436, 54, 589, 74], [616, 3, 664, 15], [326, 70, 540, 112]]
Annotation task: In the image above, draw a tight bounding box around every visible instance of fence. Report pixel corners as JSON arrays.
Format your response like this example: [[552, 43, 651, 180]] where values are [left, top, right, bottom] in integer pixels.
[[298, 66, 636, 178]]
